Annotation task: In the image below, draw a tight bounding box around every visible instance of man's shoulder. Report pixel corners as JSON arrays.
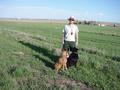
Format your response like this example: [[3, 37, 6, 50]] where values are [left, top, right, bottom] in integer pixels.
[[65, 24, 69, 27], [64, 24, 78, 29], [73, 24, 78, 27], [73, 24, 79, 32]]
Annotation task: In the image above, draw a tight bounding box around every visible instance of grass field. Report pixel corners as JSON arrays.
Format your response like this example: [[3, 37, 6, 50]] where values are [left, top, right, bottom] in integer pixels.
[[0, 20, 120, 90]]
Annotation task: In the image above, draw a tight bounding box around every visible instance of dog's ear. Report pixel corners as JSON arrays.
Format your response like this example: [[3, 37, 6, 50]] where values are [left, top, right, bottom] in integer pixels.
[[70, 47, 75, 51], [64, 48, 67, 51], [62, 48, 67, 51]]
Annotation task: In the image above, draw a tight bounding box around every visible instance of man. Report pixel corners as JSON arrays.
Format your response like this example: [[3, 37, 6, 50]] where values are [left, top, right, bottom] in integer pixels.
[[62, 16, 79, 51]]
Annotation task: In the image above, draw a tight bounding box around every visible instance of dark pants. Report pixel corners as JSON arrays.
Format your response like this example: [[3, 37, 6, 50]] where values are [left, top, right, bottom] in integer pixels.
[[63, 40, 76, 51]]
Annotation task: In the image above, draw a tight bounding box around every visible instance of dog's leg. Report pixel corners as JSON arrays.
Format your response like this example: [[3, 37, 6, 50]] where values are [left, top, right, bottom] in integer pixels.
[[65, 64, 68, 70], [56, 69, 59, 72], [63, 64, 67, 70], [62, 65, 65, 71]]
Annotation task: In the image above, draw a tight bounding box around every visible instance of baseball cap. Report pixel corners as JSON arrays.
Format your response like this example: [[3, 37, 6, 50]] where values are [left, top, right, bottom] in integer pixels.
[[68, 16, 75, 21]]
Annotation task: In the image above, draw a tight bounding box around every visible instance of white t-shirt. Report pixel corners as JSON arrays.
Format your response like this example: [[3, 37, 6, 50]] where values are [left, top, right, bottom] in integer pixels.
[[63, 24, 79, 42]]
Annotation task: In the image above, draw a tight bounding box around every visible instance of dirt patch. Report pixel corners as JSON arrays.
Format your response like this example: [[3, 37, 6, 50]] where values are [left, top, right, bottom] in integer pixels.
[[47, 74, 92, 90]]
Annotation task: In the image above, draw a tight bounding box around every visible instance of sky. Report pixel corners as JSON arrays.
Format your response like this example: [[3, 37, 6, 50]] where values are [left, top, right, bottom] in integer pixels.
[[0, 0, 120, 22]]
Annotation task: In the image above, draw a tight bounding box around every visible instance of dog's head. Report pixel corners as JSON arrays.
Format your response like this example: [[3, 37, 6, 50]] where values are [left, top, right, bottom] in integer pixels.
[[61, 48, 69, 57], [70, 47, 79, 53]]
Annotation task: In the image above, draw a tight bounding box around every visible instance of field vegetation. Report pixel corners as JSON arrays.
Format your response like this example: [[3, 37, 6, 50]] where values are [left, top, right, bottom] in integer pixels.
[[0, 20, 120, 90]]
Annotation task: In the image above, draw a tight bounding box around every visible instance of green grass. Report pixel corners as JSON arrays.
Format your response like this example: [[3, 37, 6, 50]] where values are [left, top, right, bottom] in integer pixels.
[[0, 20, 120, 90]]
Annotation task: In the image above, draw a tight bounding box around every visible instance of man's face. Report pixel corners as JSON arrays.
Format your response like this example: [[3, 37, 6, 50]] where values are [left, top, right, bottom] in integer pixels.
[[69, 20, 74, 24]]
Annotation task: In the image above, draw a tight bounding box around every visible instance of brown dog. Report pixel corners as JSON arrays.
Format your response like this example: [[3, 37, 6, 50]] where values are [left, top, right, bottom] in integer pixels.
[[55, 49, 68, 71]]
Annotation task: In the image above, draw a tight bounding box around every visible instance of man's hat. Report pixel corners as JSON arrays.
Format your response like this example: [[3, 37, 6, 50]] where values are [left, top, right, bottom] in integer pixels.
[[68, 16, 75, 21]]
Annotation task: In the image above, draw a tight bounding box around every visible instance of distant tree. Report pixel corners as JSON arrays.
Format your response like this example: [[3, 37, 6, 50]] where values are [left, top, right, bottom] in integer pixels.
[[78, 21, 81, 24], [74, 21, 78, 24], [113, 24, 116, 27], [84, 20, 90, 25]]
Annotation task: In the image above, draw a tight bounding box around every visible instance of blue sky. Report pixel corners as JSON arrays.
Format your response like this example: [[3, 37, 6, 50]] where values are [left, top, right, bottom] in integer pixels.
[[0, 0, 120, 22]]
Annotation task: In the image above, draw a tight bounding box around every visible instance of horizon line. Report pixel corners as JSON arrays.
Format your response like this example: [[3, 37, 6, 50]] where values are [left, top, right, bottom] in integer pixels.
[[0, 17, 120, 24]]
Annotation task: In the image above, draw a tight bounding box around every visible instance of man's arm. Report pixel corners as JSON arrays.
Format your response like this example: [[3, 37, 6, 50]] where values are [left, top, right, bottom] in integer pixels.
[[75, 26, 79, 46], [75, 32, 78, 46], [62, 32, 64, 44], [62, 27, 65, 44]]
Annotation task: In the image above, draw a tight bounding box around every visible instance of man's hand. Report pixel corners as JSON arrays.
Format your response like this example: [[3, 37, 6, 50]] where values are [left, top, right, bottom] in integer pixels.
[[62, 40, 64, 44], [75, 31, 79, 47], [76, 41, 78, 47], [62, 33, 64, 44]]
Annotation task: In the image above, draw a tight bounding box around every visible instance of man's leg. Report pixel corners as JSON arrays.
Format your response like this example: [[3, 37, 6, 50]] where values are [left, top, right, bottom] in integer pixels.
[[63, 41, 69, 51], [69, 41, 76, 51]]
